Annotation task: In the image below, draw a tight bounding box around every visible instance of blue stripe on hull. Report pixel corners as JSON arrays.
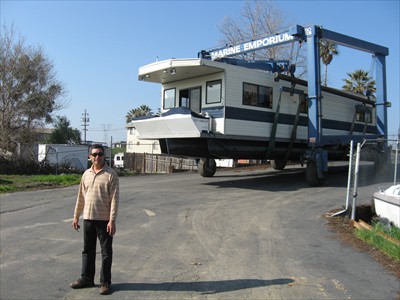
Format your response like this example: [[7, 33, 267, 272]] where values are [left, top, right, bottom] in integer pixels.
[[224, 106, 376, 134]]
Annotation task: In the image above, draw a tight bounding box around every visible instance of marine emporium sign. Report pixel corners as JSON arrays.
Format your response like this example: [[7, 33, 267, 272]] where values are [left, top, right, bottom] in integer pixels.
[[210, 32, 295, 60]]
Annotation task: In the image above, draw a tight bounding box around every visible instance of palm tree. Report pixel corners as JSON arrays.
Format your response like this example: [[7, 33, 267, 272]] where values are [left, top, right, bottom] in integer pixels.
[[320, 40, 339, 86], [342, 69, 376, 95], [125, 105, 153, 123]]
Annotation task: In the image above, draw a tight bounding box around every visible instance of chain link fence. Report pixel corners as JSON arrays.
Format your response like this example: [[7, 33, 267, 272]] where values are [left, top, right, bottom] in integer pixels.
[[333, 137, 399, 221]]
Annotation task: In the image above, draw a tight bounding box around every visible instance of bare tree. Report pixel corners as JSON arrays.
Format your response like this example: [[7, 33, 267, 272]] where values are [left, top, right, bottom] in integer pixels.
[[218, 0, 306, 76], [0, 24, 66, 153]]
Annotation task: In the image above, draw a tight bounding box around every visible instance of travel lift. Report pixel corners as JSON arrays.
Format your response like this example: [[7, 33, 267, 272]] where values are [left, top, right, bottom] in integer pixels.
[[199, 24, 390, 186]]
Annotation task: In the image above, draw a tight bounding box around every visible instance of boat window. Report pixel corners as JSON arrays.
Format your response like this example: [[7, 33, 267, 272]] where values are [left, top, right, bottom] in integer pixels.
[[206, 80, 222, 104], [179, 87, 201, 113], [356, 106, 372, 123], [180, 90, 190, 108], [163, 88, 176, 109], [243, 83, 272, 108], [190, 87, 201, 113], [299, 93, 308, 114]]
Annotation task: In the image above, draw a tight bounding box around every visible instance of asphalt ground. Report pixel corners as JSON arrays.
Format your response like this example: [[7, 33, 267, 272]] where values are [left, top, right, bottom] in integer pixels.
[[1, 164, 398, 300]]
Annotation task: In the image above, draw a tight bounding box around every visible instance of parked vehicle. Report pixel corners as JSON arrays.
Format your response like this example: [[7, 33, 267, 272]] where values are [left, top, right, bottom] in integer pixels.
[[113, 153, 124, 168], [38, 144, 89, 171]]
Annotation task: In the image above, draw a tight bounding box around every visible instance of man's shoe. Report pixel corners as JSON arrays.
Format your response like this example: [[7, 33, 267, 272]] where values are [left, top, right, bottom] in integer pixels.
[[99, 282, 110, 295], [70, 278, 95, 289]]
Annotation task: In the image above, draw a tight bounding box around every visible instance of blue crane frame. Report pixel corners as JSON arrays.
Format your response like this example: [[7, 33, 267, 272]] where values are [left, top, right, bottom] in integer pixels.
[[305, 25, 389, 145], [305, 25, 388, 182], [202, 24, 389, 183]]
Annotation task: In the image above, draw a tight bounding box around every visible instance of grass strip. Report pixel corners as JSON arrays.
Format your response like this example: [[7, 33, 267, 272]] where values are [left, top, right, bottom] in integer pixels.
[[0, 174, 82, 193], [355, 223, 400, 261]]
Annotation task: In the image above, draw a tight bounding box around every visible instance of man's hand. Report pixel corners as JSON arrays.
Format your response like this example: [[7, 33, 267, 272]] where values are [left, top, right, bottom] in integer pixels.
[[107, 220, 116, 237], [72, 217, 80, 232]]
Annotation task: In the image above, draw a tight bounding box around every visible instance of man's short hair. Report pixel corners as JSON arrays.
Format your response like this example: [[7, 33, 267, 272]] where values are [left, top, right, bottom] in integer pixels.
[[90, 144, 105, 153]]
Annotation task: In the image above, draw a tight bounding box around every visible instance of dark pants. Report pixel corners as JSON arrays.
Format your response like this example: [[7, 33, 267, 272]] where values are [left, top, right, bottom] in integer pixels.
[[81, 220, 113, 284]]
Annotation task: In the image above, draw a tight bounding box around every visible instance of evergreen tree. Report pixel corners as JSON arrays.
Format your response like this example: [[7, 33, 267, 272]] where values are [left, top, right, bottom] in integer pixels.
[[47, 116, 81, 144]]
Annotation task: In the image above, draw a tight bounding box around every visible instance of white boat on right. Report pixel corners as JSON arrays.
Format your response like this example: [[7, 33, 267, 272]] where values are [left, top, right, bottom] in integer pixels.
[[372, 185, 400, 228]]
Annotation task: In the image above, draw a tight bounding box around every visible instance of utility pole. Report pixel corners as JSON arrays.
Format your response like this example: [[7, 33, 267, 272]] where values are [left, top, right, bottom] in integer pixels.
[[110, 136, 113, 166], [81, 109, 90, 144]]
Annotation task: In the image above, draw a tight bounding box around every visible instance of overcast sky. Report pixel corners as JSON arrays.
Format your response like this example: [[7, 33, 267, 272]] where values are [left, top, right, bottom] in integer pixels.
[[2, 0, 399, 143]]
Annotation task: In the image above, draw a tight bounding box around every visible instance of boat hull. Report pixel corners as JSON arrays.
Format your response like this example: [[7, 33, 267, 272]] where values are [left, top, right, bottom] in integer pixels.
[[158, 135, 351, 161], [372, 185, 400, 227]]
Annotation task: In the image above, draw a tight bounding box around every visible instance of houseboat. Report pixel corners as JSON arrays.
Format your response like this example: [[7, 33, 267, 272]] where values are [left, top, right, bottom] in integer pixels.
[[131, 57, 379, 178]]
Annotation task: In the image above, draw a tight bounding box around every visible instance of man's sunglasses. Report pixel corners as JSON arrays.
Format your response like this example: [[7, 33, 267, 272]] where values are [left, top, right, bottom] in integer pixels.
[[91, 152, 104, 157]]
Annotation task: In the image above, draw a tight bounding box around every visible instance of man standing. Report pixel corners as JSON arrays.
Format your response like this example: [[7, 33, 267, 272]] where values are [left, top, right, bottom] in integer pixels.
[[70, 144, 119, 295]]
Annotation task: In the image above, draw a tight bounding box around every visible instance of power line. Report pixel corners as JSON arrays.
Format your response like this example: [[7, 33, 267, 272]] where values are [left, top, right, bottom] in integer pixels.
[[101, 123, 111, 145], [87, 128, 125, 132]]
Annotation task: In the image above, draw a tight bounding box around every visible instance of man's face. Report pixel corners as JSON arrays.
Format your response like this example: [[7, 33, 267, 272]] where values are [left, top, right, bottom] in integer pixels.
[[90, 148, 105, 166]]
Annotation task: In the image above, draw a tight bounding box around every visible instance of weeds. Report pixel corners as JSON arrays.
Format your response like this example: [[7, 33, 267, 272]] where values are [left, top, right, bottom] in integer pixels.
[[355, 221, 400, 261], [373, 220, 400, 240]]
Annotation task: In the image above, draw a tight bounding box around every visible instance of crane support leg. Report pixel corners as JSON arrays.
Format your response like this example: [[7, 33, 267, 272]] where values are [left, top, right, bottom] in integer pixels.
[[303, 25, 329, 186], [374, 54, 388, 140], [305, 25, 322, 146]]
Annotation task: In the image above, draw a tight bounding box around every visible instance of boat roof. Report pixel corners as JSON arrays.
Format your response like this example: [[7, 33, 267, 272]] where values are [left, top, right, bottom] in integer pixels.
[[138, 58, 374, 105], [138, 58, 225, 84]]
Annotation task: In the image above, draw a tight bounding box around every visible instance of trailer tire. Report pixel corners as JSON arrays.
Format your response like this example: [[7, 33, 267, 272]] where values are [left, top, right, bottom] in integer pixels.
[[270, 159, 286, 170], [306, 161, 325, 187], [198, 158, 217, 177]]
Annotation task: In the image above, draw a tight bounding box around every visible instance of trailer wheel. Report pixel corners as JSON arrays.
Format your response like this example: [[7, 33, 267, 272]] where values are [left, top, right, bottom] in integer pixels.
[[306, 161, 325, 187], [270, 159, 286, 170], [198, 158, 217, 177]]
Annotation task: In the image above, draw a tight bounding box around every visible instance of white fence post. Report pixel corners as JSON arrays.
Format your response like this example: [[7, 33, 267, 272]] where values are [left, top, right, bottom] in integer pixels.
[[331, 140, 354, 217], [394, 134, 399, 185], [351, 142, 361, 220]]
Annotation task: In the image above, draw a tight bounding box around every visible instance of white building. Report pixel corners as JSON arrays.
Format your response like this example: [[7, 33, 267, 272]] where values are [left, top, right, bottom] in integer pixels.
[[125, 124, 161, 154]]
